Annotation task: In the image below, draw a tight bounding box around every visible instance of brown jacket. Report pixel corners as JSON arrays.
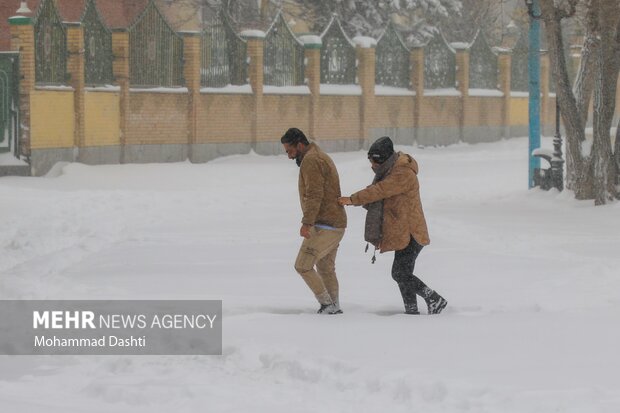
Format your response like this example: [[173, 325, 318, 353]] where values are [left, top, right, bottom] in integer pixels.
[[351, 152, 429, 252], [298, 143, 347, 228]]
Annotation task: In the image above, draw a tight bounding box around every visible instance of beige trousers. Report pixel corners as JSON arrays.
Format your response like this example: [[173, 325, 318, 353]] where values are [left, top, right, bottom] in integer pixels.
[[294, 227, 345, 305]]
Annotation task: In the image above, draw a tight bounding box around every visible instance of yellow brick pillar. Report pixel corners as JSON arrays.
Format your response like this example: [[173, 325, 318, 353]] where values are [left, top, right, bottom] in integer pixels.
[[455, 46, 469, 142], [182, 32, 201, 162], [9, 14, 35, 158], [410, 47, 424, 144], [540, 50, 551, 135], [455, 48, 469, 96], [112, 29, 129, 163], [497, 49, 512, 139], [302, 37, 321, 140], [356, 42, 375, 146], [66, 23, 85, 155], [243, 33, 264, 147]]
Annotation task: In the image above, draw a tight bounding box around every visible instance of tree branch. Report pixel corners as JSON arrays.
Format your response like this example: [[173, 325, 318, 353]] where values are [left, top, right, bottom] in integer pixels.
[[556, 0, 579, 20]]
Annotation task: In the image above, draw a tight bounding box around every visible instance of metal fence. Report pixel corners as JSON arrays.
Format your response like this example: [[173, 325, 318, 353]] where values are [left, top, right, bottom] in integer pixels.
[[82, 0, 114, 86], [424, 32, 456, 90], [511, 33, 528, 92], [0, 53, 19, 157], [129, 1, 184, 87], [264, 13, 305, 87], [469, 31, 499, 90], [320, 16, 356, 85], [34, 0, 67, 85], [201, 11, 247, 87], [375, 23, 410, 88], [26, 1, 535, 95]]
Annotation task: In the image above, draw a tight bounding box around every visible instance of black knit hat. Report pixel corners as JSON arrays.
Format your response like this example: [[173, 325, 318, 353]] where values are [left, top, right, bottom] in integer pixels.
[[368, 136, 394, 164], [281, 128, 309, 145]]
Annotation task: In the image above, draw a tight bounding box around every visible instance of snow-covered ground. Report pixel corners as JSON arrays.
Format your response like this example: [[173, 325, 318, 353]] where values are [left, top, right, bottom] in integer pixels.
[[0, 137, 619, 412]]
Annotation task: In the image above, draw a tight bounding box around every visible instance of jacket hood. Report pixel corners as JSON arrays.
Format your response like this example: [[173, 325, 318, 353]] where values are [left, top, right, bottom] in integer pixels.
[[395, 152, 419, 175]]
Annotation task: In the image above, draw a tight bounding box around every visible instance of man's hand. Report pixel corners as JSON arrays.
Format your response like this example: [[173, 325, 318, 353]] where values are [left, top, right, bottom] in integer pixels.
[[300, 224, 313, 239], [338, 196, 352, 206]]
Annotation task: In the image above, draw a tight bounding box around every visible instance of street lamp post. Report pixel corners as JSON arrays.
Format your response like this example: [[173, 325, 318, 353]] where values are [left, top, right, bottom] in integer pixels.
[[524, 0, 564, 192], [525, 0, 541, 189]]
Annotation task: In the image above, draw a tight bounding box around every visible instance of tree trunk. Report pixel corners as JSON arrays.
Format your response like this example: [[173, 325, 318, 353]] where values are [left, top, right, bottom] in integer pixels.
[[540, 0, 620, 203], [540, 0, 591, 197], [613, 17, 620, 193], [573, 2, 598, 123], [591, 0, 620, 204], [615, 118, 620, 187], [569, 2, 599, 192]]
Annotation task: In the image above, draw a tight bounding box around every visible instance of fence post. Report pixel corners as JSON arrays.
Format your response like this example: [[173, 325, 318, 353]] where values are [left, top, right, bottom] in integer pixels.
[[66, 23, 86, 157], [497, 49, 512, 139], [302, 37, 321, 140], [454, 44, 469, 142], [356, 40, 375, 147], [243, 33, 264, 149], [112, 29, 129, 163], [182, 32, 201, 162], [9, 13, 35, 159], [410, 46, 424, 145]]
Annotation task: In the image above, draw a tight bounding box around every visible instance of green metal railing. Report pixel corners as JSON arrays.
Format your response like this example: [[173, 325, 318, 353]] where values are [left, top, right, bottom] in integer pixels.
[[201, 11, 247, 87], [375, 23, 410, 88], [34, 0, 67, 85], [469, 32, 499, 90], [320, 17, 356, 85], [424, 32, 456, 90], [264, 13, 304, 87], [129, 1, 184, 87], [0, 53, 19, 156], [82, 0, 113, 85]]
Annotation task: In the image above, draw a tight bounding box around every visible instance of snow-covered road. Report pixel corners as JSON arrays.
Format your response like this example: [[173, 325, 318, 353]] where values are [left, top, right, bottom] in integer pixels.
[[1, 137, 619, 412]]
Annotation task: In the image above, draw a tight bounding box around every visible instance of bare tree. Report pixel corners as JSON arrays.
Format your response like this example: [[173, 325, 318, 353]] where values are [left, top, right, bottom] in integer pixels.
[[538, 0, 620, 204], [440, 0, 505, 46]]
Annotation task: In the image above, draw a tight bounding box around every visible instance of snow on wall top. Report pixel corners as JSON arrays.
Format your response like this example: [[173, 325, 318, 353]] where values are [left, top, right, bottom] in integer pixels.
[[239, 29, 266, 39], [298, 35, 322, 47], [352, 36, 377, 48]]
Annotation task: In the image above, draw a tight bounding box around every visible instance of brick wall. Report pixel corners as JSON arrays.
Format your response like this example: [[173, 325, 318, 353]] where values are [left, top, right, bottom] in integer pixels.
[[315, 96, 361, 141], [30, 90, 75, 149], [126, 92, 189, 145], [196, 94, 253, 143], [84, 91, 120, 147], [259, 95, 311, 142]]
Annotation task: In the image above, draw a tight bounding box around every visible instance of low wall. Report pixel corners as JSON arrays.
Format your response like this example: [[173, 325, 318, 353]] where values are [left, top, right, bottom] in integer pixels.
[[30, 89, 75, 176], [80, 90, 121, 165], [27, 87, 556, 176], [417, 95, 461, 147], [463, 95, 505, 143]]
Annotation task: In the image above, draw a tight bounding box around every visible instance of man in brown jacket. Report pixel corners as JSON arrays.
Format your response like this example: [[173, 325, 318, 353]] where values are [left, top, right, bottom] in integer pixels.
[[281, 128, 347, 314], [339, 136, 447, 315]]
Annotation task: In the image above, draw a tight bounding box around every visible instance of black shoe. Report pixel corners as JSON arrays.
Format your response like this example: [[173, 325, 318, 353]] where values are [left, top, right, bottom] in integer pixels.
[[425, 292, 447, 315], [404, 299, 420, 315], [404, 305, 420, 315], [317, 303, 343, 314], [398, 282, 419, 314]]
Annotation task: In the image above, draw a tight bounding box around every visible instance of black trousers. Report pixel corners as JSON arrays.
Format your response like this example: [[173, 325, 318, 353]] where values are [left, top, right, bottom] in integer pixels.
[[391, 237, 430, 304]]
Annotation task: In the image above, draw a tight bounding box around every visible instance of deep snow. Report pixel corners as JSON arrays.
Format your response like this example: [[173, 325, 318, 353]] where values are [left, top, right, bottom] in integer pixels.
[[0, 137, 619, 412]]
